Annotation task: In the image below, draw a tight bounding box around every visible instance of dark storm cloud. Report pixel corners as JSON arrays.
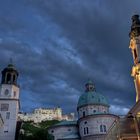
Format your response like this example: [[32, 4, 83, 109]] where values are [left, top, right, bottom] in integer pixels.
[[0, 0, 139, 115]]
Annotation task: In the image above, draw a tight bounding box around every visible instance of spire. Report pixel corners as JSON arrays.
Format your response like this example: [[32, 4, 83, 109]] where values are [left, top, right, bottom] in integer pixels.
[[85, 79, 95, 92], [129, 15, 140, 38], [9, 58, 13, 64]]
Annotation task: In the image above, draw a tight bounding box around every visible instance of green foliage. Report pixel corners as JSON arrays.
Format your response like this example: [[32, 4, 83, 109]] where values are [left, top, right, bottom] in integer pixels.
[[18, 120, 59, 140], [40, 120, 59, 128]]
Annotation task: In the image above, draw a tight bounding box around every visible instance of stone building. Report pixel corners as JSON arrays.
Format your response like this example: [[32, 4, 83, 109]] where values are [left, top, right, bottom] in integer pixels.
[[0, 63, 20, 140], [48, 80, 119, 140]]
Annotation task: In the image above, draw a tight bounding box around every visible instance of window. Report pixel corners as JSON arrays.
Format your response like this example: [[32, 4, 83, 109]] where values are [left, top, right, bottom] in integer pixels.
[[83, 111, 85, 117], [68, 128, 71, 131], [13, 75, 16, 82], [87, 127, 89, 134], [84, 128, 86, 134], [134, 49, 137, 59], [5, 89, 9, 96], [84, 121, 87, 124], [6, 112, 10, 119], [51, 130, 54, 133], [7, 73, 11, 83], [93, 110, 96, 113], [1, 104, 9, 111], [14, 91, 16, 97], [103, 125, 107, 132], [90, 86, 93, 90], [84, 127, 89, 135], [4, 126, 8, 133], [100, 125, 107, 133], [100, 125, 103, 132]]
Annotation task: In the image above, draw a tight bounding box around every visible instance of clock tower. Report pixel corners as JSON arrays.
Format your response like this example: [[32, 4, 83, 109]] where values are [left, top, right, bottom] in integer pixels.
[[0, 63, 20, 140]]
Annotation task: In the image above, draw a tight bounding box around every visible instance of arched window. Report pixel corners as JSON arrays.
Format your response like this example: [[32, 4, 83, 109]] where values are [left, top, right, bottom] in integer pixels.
[[100, 125, 103, 132], [84, 128, 86, 134], [83, 111, 85, 117], [103, 125, 107, 132], [13, 75, 16, 82], [4, 89, 9, 96], [87, 127, 89, 134], [84, 127, 89, 135], [134, 49, 137, 59], [100, 125, 107, 133], [14, 91, 16, 97], [7, 73, 11, 83]]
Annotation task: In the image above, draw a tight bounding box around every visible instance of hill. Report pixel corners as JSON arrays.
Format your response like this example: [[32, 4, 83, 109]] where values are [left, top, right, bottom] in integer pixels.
[[18, 120, 59, 140]]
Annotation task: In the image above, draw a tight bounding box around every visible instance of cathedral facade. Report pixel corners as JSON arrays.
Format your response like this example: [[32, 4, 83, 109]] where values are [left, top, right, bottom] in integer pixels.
[[48, 80, 118, 140]]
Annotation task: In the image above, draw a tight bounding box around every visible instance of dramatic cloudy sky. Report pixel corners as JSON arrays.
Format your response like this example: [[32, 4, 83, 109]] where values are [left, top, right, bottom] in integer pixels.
[[0, 0, 140, 116]]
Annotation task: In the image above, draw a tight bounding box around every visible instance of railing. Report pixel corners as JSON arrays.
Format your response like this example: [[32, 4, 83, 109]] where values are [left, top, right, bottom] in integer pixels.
[[105, 116, 140, 140]]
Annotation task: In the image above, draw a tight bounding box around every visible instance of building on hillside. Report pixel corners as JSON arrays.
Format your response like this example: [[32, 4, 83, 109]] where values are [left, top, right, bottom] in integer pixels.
[[61, 113, 75, 121], [0, 63, 20, 140], [18, 108, 75, 123], [105, 14, 140, 140], [48, 80, 119, 140], [34, 107, 62, 120]]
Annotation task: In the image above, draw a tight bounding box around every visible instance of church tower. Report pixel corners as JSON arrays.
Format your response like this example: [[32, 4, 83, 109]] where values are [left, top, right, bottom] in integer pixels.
[[0, 63, 20, 140], [129, 15, 140, 102]]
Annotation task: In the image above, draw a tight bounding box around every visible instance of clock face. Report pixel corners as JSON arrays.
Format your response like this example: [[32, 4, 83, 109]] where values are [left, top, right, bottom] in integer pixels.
[[4, 89, 10, 96]]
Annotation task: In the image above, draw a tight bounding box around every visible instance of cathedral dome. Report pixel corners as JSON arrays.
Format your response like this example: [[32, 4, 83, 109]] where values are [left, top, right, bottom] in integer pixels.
[[77, 91, 109, 108], [77, 80, 109, 108]]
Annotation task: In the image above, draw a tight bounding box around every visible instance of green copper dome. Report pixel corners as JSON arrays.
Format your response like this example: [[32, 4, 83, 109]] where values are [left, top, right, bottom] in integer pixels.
[[77, 91, 109, 108], [77, 80, 109, 108]]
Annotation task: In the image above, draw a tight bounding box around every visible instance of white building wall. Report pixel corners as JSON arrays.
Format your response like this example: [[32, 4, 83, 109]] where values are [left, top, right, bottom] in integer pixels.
[[0, 100, 19, 140], [79, 115, 117, 138], [0, 84, 19, 99], [78, 105, 109, 118], [0, 84, 19, 140], [48, 125, 78, 140]]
